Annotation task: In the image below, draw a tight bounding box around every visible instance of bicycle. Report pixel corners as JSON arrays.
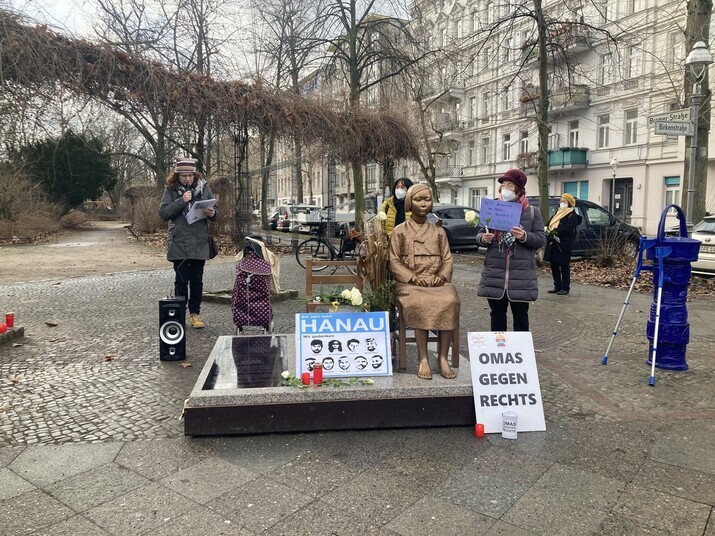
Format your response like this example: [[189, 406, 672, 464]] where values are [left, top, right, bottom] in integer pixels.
[[295, 207, 362, 273]]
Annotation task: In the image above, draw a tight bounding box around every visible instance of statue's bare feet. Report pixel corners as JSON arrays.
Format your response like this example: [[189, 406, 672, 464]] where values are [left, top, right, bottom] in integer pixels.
[[439, 356, 456, 379], [417, 359, 433, 380]]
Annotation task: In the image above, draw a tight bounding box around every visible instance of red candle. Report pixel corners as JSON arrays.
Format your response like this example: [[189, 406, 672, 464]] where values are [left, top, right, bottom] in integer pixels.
[[313, 363, 323, 385], [301, 372, 311, 385], [5, 313, 13, 328], [474, 423, 485, 438], [0, 323, 6, 334]]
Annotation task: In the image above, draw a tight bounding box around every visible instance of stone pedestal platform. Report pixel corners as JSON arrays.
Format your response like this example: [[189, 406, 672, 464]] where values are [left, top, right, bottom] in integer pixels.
[[184, 335, 475, 436]]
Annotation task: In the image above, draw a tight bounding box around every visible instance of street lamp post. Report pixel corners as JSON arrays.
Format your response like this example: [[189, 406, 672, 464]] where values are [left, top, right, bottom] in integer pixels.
[[610, 157, 618, 216], [684, 41, 713, 232]]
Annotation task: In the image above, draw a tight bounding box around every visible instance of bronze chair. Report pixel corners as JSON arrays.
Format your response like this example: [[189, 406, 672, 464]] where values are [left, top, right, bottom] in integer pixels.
[[393, 296, 460, 371]]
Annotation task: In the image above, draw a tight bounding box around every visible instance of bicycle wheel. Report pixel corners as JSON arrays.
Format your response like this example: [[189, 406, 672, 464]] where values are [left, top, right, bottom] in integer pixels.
[[340, 246, 359, 274], [295, 238, 334, 271]]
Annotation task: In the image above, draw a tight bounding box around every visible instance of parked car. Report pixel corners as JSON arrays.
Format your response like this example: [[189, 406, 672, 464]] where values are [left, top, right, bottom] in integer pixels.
[[275, 204, 320, 232], [427, 204, 480, 248], [527, 196, 641, 258], [691, 215, 715, 274], [266, 209, 280, 230]]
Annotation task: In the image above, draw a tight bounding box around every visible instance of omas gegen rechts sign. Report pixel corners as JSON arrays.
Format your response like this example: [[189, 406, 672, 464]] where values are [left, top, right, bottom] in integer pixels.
[[468, 332, 546, 434], [295, 311, 391, 378]]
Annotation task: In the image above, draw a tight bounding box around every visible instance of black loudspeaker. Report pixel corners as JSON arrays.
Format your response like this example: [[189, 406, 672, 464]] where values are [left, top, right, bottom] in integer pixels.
[[159, 297, 186, 361]]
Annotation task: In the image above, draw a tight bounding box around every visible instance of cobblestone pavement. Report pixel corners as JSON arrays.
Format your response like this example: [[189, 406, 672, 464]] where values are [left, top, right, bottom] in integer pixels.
[[1, 248, 714, 445], [1, 230, 714, 535]]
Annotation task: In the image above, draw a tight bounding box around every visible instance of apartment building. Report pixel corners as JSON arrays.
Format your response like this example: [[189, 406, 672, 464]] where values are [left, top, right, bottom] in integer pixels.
[[415, 0, 714, 233]]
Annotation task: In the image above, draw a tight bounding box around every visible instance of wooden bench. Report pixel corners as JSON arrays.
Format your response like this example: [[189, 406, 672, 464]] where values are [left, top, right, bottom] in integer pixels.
[[305, 259, 363, 312]]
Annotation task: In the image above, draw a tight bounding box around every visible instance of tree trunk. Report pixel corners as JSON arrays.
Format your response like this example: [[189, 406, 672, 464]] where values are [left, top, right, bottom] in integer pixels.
[[535, 0, 550, 224], [682, 0, 712, 224]]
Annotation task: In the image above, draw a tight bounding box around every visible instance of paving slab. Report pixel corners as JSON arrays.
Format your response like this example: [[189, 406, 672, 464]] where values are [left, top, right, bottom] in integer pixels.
[[1, 243, 715, 535]]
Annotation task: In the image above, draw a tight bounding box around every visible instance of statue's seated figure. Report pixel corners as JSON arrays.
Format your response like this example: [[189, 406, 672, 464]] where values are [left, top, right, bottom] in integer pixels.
[[389, 184, 461, 380]]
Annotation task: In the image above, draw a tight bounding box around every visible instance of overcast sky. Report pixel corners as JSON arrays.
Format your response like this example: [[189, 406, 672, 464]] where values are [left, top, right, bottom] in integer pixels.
[[9, 0, 97, 35]]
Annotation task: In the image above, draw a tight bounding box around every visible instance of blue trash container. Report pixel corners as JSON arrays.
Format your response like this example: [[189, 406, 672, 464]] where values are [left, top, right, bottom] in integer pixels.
[[645, 205, 701, 371]]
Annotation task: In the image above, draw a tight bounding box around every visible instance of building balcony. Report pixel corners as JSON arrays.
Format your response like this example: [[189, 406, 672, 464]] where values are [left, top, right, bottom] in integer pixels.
[[435, 165, 463, 188], [549, 85, 590, 115], [515, 152, 537, 170], [548, 147, 589, 168], [434, 113, 466, 136]]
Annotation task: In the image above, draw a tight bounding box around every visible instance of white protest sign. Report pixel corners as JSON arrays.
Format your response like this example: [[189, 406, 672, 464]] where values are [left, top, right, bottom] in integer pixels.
[[295, 312, 392, 377], [479, 198, 523, 232], [468, 331, 546, 433]]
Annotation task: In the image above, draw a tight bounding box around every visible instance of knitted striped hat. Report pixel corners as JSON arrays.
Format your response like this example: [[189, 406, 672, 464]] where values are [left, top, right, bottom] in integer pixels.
[[174, 158, 197, 174]]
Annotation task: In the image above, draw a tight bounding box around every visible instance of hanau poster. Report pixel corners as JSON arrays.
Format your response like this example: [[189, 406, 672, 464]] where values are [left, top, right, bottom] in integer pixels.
[[468, 331, 546, 433], [479, 198, 523, 232], [295, 312, 392, 377]]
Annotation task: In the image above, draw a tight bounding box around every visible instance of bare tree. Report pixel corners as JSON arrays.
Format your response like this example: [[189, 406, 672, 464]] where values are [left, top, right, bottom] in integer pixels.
[[317, 0, 425, 222], [247, 0, 328, 225]]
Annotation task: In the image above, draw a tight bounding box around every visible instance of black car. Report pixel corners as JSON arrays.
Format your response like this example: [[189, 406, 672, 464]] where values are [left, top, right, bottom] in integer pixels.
[[528, 196, 641, 258], [427, 205, 480, 248]]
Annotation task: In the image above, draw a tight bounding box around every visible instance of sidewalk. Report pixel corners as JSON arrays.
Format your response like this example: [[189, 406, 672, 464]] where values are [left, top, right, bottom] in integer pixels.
[[1, 252, 714, 535]]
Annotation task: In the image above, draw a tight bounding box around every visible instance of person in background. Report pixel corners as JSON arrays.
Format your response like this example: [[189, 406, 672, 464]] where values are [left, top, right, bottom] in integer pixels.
[[380, 178, 413, 236], [159, 157, 218, 329], [476, 169, 545, 331], [545, 193, 582, 296]]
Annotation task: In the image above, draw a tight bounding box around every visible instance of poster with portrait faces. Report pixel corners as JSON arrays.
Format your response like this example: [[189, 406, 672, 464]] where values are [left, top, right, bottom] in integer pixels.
[[295, 312, 392, 377]]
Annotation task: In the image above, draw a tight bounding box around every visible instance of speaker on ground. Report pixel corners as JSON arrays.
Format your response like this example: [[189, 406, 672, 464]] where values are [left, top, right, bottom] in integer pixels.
[[159, 296, 186, 361]]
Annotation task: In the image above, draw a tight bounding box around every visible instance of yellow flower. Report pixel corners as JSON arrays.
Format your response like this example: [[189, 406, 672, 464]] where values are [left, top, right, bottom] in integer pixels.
[[331, 300, 340, 312]]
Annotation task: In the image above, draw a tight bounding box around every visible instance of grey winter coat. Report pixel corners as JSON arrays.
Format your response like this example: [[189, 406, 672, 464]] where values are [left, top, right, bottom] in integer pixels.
[[476, 204, 546, 302], [159, 180, 218, 261]]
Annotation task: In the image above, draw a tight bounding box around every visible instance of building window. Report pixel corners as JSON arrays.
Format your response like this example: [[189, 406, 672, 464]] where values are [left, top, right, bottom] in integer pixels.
[[481, 136, 490, 163], [664, 176, 680, 206], [501, 88, 510, 111], [623, 0, 635, 15], [597, 115, 610, 148], [625, 109, 638, 145], [366, 164, 377, 191], [670, 32, 685, 69], [601, 0, 611, 22], [519, 131, 529, 154], [471, 11, 479, 33], [502, 134, 511, 160], [468, 141, 475, 165], [440, 27, 447, 47], [625, 44, 642, 78], [563, 180, 589, 200], [568, 120, 579, 146], [456, 18, 463, 39], [470, 188, 488, 210], [548, 133, 559, 151], [599, 53, 612, 85]]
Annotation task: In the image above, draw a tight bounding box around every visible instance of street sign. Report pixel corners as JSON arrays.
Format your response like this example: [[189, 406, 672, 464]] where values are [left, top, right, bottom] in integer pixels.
[[648, 109, 691, 126], [653, 120, 694, 136]]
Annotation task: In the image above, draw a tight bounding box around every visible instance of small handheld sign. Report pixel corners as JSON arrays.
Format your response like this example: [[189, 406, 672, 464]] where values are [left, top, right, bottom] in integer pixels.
[[468, 331, 546, 434], [479, 198, 523, 232]]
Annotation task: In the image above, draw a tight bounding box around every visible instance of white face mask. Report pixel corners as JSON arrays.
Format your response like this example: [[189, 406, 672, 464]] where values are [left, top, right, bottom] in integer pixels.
[[560, 202, 568, 209], [501, 189, 517, 202], [394, 188, 407, 200]]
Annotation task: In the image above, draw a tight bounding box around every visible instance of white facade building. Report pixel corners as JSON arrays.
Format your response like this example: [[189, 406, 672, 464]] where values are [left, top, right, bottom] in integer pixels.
[[414, 0, 715, 234]]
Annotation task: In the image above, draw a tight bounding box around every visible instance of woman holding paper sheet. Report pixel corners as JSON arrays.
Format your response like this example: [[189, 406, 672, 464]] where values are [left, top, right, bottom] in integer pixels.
[[476, 169, 545, 332], [159, 157, 218, 329]]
